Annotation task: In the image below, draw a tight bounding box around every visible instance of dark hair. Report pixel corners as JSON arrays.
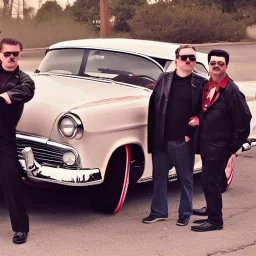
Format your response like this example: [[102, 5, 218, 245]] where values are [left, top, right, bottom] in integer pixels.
[[175, 44, 196, 58], [0, 38, 23, 51], [208, 49, 229, 65]]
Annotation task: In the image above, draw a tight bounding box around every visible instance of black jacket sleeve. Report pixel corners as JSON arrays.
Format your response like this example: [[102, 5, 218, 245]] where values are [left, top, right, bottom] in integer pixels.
[[147, 73, 165, 153], [186, 124, 194, 139], [186, 76, 207, 139], [229, 89, 252, 153], [147, 89, 156, 153], [7, 71, 35, 104]]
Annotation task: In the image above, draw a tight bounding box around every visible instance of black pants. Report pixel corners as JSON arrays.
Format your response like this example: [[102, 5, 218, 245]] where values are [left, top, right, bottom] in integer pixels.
[[201, 156, 229, 226], [0, 155, 29, 233]]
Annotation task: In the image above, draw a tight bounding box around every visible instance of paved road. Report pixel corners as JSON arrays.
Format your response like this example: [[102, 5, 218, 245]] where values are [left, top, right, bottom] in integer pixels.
[[1, 149, 256, 256], [1, 43, 256, 256]]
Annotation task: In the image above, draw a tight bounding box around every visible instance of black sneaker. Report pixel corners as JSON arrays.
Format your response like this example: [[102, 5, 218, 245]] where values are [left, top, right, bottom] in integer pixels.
[[176, 217, 190, 226], [142, 215, 168, 224]]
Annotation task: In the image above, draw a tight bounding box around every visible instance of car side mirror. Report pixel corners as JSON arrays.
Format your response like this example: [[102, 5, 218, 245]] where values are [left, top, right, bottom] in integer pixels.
[[94, 50, 104, 60]]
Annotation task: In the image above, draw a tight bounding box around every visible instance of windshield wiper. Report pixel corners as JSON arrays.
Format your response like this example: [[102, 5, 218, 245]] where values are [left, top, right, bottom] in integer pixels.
[[79, 73, 113, 81], [98, 68, 133, 75]]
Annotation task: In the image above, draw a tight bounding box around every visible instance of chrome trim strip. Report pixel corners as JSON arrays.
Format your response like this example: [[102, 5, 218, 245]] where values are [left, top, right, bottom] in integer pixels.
[[21, 147, 102, 187], [16, 134, 48, 144]]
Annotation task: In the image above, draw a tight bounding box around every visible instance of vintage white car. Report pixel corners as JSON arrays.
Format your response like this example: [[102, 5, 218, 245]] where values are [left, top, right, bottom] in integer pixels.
[[17, 38, 256, 213]]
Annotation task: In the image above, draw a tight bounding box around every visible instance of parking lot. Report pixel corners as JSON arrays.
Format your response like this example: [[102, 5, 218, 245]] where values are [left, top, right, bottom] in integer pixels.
[[1, 42, 256, 256]]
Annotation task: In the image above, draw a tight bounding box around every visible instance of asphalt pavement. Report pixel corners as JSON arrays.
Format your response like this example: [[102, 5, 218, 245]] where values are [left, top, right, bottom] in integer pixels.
[[1, 42, 256, 256]]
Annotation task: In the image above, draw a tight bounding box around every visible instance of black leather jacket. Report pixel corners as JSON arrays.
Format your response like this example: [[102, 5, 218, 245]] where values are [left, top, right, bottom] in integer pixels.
[[0, 65, 35, 157], [147, 71, 207, 153], [198, 78, 252, 160]]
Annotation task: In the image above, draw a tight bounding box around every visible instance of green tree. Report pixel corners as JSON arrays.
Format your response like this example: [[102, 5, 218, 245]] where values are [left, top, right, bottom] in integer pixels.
[[35, 1, 63, 22], [129, 2, 246, 43], [110, 0, 147, 32], [63, 2, 75, 20], [72, 0, 100, 24]]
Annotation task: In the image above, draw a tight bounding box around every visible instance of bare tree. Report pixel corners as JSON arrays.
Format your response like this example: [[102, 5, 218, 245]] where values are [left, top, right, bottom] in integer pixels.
[[2, 0, 9, 17], [16, 0, 20, 18], [23, 0, 35, 20], [9, 0, 14, 17]]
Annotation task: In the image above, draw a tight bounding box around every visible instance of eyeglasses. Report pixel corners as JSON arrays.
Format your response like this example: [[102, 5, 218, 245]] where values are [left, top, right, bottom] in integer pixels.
[[209, 61, 225, 67], [2, 51, 20, 58], [179, 55, 196, 62]]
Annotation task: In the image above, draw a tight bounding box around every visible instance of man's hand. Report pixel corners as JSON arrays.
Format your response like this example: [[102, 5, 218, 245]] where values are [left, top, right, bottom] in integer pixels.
[[0, 92, 12, 104], [188, 116, 199, 127], [185, 136, 190, 142]]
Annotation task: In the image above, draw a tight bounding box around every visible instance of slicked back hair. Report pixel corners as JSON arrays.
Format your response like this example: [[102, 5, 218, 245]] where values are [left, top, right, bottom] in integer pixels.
[[175, 45, 196, 59], [0, 38, 23, 52], [208, 49, 229, 65]]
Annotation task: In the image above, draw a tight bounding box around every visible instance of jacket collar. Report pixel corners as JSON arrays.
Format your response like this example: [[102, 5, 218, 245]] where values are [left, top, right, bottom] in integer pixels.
[[163, 71, 205, 111], [0, 65, 20, 90], [208, 75, 229, 91]]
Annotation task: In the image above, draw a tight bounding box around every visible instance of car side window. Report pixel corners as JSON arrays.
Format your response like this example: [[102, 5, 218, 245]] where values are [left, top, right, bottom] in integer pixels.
[[194, 62, 209, 77], [84, 50, 163, 81]]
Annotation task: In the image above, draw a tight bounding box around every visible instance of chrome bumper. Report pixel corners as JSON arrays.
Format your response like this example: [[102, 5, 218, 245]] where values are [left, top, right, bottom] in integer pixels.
[[241, 138, 256, 152], [21, 147, 103, 186]]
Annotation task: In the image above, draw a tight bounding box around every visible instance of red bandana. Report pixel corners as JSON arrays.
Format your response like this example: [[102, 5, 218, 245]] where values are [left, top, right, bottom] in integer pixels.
[[202, 75, 229, 112]]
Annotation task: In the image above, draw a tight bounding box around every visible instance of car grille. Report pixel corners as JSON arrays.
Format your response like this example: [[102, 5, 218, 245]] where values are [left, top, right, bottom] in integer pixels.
[[16, 136, 79, 170]]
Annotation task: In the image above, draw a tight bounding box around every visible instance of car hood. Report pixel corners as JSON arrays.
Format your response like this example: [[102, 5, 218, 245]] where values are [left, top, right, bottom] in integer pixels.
[[17, 74, 151, 137], [236, 81, 256, 101]]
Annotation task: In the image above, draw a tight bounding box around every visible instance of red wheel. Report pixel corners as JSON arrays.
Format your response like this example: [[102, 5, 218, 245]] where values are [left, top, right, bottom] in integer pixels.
[[91, 145, 131, 213]]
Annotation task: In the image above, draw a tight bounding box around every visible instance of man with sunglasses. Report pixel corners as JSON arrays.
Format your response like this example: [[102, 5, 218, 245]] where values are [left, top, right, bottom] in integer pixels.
[[191, 49, 251, 232], [0, 38, 35, 244], [143, 45, 207, 226]]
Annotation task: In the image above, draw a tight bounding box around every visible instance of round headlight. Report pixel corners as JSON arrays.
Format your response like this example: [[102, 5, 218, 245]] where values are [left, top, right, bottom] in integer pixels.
[[59, 117, 76, 137], [58, 113, 83, 139], [63, 151, 76, 166]]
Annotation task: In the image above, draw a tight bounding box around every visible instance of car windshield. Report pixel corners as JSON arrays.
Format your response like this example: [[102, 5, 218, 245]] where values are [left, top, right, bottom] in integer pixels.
[[37, 48, 164, 87]]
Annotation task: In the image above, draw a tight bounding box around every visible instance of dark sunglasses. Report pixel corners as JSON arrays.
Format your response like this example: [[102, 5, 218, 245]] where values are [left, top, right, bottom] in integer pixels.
[[179, 55, 196, 62], [2, 51, 20, 58], [209, 61, 225, 67]]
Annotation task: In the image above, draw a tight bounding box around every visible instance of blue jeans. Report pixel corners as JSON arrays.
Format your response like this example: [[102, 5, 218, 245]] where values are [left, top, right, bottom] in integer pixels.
[[150, 139, 195, 219]]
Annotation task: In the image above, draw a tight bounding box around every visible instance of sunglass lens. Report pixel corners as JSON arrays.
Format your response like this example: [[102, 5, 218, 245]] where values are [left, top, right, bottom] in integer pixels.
[[3, 52, 20, 57], [210, 61, 225, 66], [13, 52, 20, 57], [180, 55, 196, 62], [3, 52, 11, 57], [180, 56, 187, 61], [189, 56, 196, 61]]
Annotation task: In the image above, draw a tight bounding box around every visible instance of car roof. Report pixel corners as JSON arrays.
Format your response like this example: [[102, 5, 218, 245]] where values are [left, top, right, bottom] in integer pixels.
[[49, 38, 208, 64]]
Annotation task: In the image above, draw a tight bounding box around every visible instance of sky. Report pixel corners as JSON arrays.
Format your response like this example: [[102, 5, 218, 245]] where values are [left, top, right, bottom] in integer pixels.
[[27, 0, 158, 11], [27, 0, 75, 10]]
